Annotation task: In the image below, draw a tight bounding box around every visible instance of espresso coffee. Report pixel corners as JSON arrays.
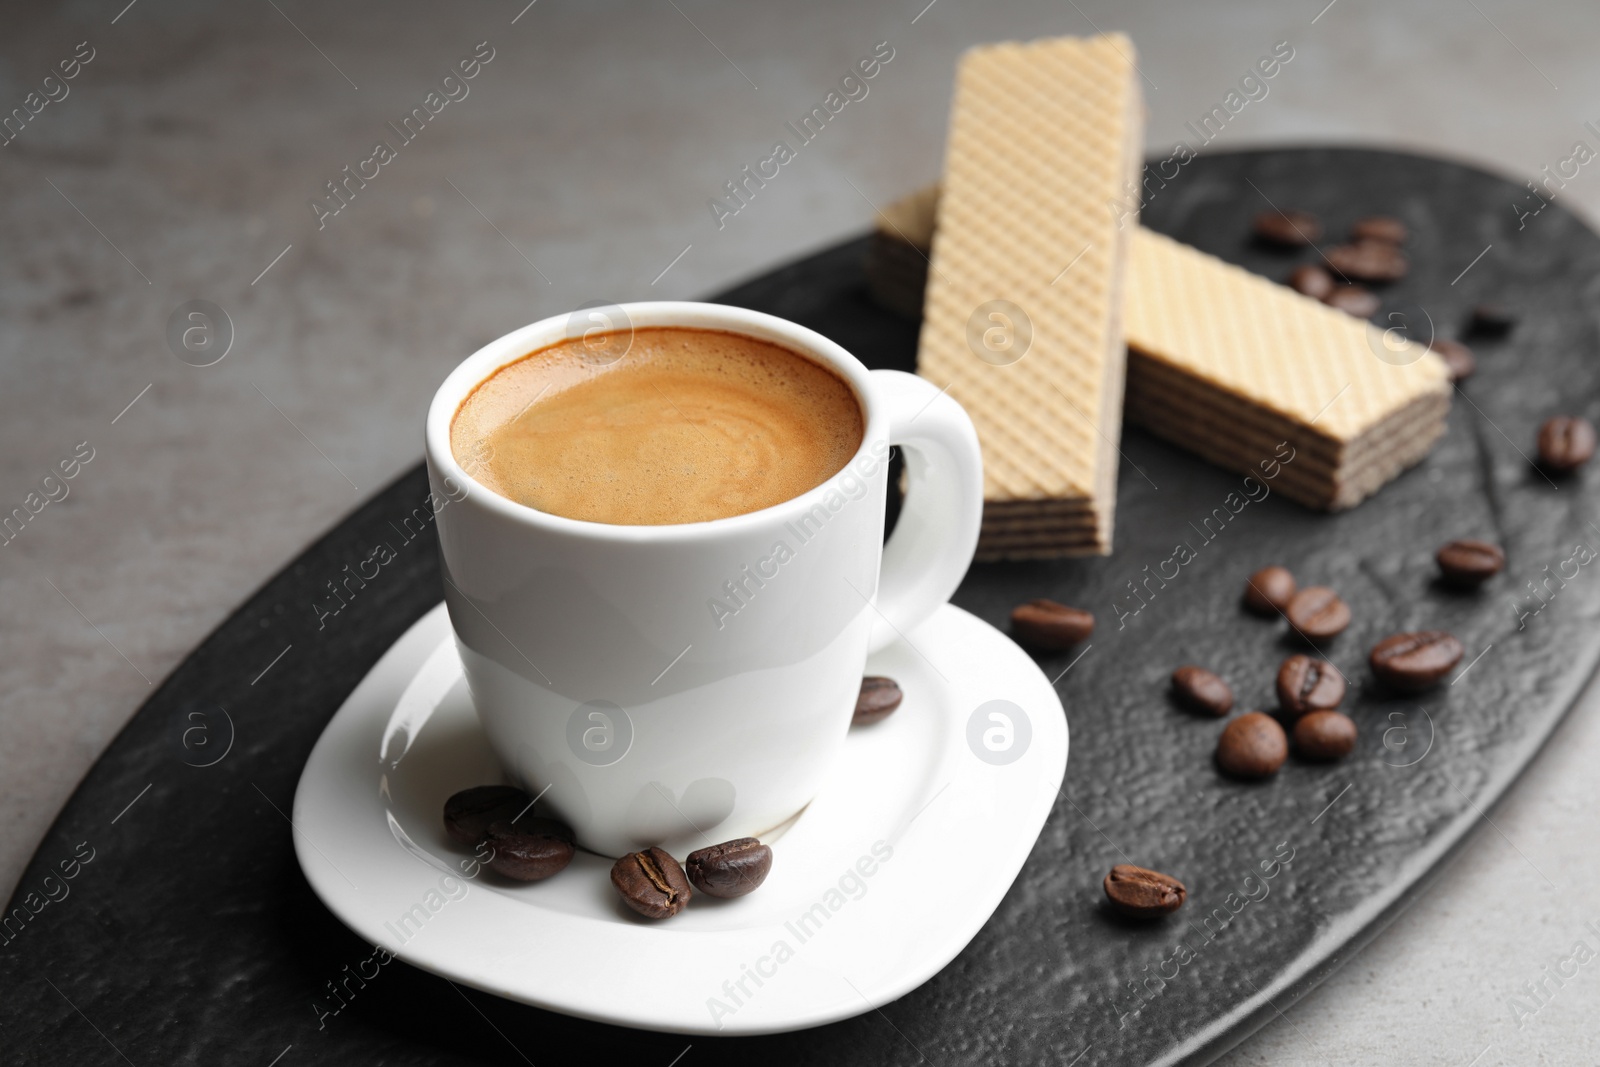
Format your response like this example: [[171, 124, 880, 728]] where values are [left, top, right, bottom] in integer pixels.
[[451, 327, 864, 525]]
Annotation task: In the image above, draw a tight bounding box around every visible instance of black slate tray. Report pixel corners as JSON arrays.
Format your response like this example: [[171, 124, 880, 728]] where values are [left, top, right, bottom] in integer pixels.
[[7, 148, 1599, 1067]]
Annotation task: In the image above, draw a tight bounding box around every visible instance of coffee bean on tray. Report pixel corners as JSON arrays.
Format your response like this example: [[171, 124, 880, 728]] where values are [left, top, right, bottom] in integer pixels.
[[1103, 864, 1187, 917], [1216, 712, 1288, 779], [1275, 654, 1346, 716], [1537, 415, 1596, 472], [444, 785, 530, 846], [1253, 209, 1322, 247], [1325, 240, 1408, 283], [1243, 565, 1296, 616], [1351, 216, 1407, 244], [1288, 264, 1335, 300], [854, 676, 903, 726], [1468, 303, 1516, 337], [611, 847, 693, 919], [1293, 710, 1357, 761], [685, 838, 773, 899], [1435, 539, 1504, 588], [1427, 337, 1476, 382], [1171, 666, 1234, 717], [1324, 285, 1380, 318], [1285, 586, 1351, 641], [1369, 631, 1464, 691], [1011, 599, 1094, 650], [484, 820, 575, 881]]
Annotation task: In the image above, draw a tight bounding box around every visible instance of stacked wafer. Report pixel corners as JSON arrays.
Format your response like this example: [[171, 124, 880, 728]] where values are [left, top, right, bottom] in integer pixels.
[[916, 34, 1144, 559], [865, 184, 940, 320], [1122, 228, 1450, 510], [876, 183, 1452, 516]]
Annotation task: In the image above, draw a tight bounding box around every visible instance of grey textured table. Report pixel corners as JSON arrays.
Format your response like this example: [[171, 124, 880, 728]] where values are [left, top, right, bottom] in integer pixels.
[[3, 1, 1597, 1062]]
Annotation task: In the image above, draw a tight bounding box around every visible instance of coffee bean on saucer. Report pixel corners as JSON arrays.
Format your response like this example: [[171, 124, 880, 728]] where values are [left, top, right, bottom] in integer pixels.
[[1243, 565, 1296, 616], [1293, 710, 1357, 761], [1275, 654, 1346, 716], [1011, 599, 1094, 650], [484, 820, 575, 881], [1324, 285, 1380, 318], [611, 846, 692, 919], [1435, 539, 1504, 588], [1216, 712, 1288, 779], [1325, 240, 1408, 283], [1468, 303, 1517, 337], [854, 677, 903, 726], [1537, 415, 1596, 472], [1171, 666, 1234, 717], [1103, 864, 1186, 917], [1427, 337, 1476, 382], [1351, 216, 1407, 244], [1369, 631, 1464, 691], [1253, 209, 1322, 247], [685, 838, 773, 899], [443, 785, 530, 846], [516, 815, 576, 844], [1288, 264, 1335, 300], [1285, 586, 1351, 641]]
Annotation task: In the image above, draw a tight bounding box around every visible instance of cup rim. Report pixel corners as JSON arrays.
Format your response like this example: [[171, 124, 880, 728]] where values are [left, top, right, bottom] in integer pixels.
[[424, 301, 887, 542]]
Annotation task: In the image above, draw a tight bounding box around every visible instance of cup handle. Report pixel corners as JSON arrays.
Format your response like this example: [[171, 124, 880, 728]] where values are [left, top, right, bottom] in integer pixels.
[[866, 369, 984, 654]]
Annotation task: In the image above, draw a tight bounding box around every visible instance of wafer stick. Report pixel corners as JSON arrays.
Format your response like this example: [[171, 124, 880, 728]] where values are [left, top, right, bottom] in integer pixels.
[[916, 34, 1145, 557]]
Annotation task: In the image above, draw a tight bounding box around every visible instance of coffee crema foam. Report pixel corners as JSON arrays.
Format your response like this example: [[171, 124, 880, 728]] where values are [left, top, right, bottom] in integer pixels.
[[451, 327, 864, 525]]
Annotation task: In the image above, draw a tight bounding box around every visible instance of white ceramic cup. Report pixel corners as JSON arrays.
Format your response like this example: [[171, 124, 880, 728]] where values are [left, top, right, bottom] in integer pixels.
[[424, 301, 983, 858]]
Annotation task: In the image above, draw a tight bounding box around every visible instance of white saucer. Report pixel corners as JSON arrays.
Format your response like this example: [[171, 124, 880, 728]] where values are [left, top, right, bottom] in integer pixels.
[[292, 602, 1067, 1035]]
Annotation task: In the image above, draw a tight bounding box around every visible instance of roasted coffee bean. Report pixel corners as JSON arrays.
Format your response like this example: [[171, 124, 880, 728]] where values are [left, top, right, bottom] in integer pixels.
[[443, 785, 530, 846], [1275, 654, 1346, 716], [1537, 415, 1597, 472], [516, 816, 576, 844], [854, 676, 903, 726], [1253, 209, 1322, 247], [1351, 215, 1407, 244], [1369, 631, 1464, 691], [1325, 240, 1408, 283], [1435, 539, 1505, 588], [611, 846, 692, 919], [1293, 710, 1357, 761], [1103, 864, 1187, 917], [1215, 711, 1288, 779], [1011, 599, 1094, 650], [1288, 263, 1335, 300], [1468, 303, 1517, 337], [1324, 285, 1380, 318], [1243, 565, 1297, 616], [1285, 586, 1351, 641], [1171, 666, 1234, 717], [1427, 337, 1476, 382], [685, 838, 773, 899], [484, 820, 575, 881]]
